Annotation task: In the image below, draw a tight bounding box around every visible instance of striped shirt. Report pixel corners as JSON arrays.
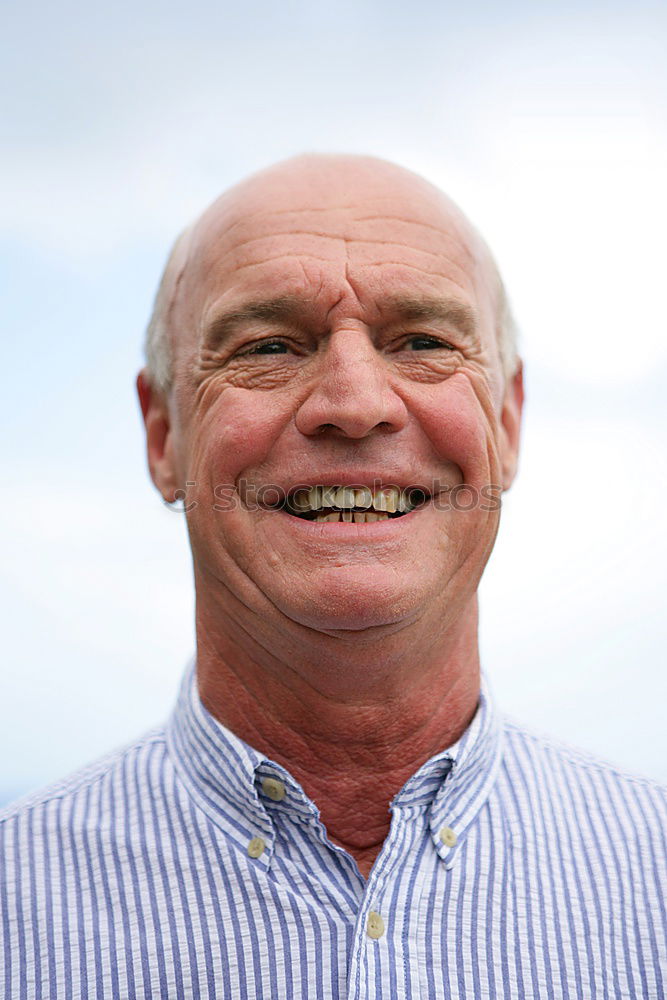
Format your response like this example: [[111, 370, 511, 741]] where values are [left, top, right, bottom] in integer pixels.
[[1, 663, 666, 999]]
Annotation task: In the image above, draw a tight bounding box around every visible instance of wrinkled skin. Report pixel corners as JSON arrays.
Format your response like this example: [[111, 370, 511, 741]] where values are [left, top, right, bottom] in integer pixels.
[[138, 155, 523, 876]]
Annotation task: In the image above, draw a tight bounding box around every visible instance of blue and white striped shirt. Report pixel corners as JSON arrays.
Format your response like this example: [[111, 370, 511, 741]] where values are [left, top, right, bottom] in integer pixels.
[[2, 664, 666, 998]]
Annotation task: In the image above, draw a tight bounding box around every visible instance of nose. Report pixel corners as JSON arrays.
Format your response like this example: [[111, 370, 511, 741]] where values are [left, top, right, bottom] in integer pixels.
[[295, 328, 409, 439]]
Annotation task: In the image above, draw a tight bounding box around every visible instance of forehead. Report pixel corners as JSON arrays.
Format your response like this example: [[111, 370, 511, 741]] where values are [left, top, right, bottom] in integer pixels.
[[180, 171, 496, 334]]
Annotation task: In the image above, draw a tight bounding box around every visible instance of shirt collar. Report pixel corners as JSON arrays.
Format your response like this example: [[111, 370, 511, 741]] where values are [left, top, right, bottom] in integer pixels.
[[166, 662, 322, 867], [166, 661, 502, 869], [425, 677, 503, 868]]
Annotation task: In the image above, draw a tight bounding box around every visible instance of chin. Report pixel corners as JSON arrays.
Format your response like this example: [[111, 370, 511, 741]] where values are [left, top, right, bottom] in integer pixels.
[[273, 573, 428, 634]]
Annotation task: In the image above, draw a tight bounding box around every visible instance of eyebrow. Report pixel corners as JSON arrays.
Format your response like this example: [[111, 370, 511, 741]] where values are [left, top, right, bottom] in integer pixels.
[[383, 296, 479, 341], [203, 296, 307, 350], [202, 293, 479, 349]]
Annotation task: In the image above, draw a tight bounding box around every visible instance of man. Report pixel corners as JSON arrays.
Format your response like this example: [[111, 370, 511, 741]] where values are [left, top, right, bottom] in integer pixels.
[[1, 155, 665, 999]]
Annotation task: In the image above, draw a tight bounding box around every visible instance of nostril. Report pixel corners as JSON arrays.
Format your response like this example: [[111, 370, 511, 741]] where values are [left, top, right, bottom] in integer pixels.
[[311, 419, 396, 440]]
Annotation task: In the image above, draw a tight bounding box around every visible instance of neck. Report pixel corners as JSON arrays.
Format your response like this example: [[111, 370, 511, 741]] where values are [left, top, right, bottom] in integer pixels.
[[196, 595, 480, 878]]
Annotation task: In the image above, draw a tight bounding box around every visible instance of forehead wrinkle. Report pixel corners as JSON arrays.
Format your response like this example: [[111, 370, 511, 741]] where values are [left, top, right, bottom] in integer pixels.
[[221, 234, 472, 290], [346, 241, 472, 289], [192, 200, 478, 300], [208, 253, 342, 279], [225, 204, 362, 227], [204, 199, 473, 248], [351, 210, 473, 236], [210, 230, 467, 260], [208, 251, 474, 298], [221, 224, 471, 259], [203, 207, 360, 252], [358, 261, 472, 297], [230, 230, 349, 248], [218, 199, 445, 237], [354, 214, 461, 232]]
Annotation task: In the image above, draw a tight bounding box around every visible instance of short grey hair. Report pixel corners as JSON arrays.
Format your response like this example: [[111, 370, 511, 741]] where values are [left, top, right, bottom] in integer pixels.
[[494, 270, 520, 380], [144, 226, 192, 396], [144, 305, 173, 397], [143, 230, 520, 395]]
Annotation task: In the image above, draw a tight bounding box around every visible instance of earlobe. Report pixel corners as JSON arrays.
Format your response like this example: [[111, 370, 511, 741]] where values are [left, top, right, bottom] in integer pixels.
[[136, 370, 180, 503], [499, 362, 524, 491]]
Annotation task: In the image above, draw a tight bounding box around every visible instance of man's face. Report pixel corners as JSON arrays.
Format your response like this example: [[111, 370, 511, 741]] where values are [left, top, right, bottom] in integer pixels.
[[147, 160, 522, 635]]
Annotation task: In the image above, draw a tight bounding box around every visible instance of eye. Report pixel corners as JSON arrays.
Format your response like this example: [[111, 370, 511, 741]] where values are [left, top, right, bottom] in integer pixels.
[[404, 335, 454, 351], [244, 339, 289, 356]]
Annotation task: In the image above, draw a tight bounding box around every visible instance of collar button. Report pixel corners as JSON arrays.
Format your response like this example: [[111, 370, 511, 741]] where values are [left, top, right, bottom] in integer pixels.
[[261, 777, 286, 801], [439, 825, 457, 848]]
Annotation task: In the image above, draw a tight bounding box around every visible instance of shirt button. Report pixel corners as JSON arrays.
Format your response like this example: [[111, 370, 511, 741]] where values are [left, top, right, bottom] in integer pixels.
[[247, 837, 266, 859], [367, 911, 385, 939], [261, 777, 286, 801], [439, 825, 457, 848]]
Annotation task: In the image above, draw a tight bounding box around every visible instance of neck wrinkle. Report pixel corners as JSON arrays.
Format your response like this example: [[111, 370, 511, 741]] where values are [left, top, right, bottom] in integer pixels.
[[194, 595, 481, 877]]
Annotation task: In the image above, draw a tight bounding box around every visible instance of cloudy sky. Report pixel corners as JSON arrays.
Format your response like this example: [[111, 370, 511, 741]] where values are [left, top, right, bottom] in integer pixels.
[[2, 0, 666, 803]]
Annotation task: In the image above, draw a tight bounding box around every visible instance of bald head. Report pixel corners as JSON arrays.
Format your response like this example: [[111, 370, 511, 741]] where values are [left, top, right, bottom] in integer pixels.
[[145, 154, 518, 394]]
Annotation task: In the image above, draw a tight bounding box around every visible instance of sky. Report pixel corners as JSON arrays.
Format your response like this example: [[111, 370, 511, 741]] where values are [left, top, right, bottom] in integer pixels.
[[2, 0, 666, 803]]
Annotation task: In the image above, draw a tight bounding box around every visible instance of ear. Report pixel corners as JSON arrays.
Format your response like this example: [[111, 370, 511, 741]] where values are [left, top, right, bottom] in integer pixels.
[[498, 361, 524, 491], [136, 370, 181, 503]]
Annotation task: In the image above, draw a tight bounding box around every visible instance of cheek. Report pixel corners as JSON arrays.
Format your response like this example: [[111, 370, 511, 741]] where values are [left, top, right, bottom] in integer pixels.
[[407, 374, 500, 484], [186, 387, 292, 487]]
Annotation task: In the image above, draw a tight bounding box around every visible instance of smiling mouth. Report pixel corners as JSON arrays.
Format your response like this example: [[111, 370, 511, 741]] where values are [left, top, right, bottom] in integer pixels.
[[279, 485, 430, 523]]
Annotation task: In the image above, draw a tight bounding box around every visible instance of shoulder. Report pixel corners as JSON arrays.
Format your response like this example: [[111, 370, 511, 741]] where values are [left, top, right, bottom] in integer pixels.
[[498, 717, 667, 846], [502, 716, 667, 791], [0, 727, 168, 833]]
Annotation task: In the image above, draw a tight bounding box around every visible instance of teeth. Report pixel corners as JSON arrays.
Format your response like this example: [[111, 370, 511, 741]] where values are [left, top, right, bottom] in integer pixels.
[[334, 487, 357, 509], [320, 485, 337, 507], [354, 487, 373, 508], [291, 489, 311, 512], [373, 488, 398, 513], [397, 490, 410, 513], [290, 484, 421, 518], [313, 510, 391, 523]]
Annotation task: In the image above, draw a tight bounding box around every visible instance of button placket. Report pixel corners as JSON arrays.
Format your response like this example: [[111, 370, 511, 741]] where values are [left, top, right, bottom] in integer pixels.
[[356, 805, 420, 954]]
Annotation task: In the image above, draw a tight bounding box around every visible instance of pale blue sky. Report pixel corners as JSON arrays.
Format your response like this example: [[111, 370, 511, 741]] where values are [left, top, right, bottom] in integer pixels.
[[2, 0, 666, 803]]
